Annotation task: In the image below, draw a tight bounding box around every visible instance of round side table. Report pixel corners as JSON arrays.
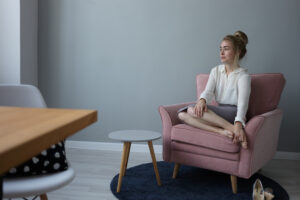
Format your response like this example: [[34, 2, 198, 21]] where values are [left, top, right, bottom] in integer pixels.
[[109, 130, 161, 193]]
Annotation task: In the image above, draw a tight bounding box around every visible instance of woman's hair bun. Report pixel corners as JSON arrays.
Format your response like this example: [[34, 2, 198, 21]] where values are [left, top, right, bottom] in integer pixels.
[[234, 30, 248, 46]]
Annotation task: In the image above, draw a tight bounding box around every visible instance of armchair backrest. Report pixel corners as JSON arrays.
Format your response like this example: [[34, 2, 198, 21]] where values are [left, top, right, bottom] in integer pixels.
[[0, 84, 46, 108], [196, 73, 285, 120]]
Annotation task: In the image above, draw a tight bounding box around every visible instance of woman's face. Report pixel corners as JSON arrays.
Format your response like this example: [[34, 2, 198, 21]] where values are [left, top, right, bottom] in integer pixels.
[[219, 40, 237, 64]]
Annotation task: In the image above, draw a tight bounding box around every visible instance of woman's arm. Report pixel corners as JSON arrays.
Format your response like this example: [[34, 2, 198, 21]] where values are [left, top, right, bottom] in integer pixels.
[[232, 74, 251, 149], [234, 74, 251, 127], [199, 67, 217, 104]]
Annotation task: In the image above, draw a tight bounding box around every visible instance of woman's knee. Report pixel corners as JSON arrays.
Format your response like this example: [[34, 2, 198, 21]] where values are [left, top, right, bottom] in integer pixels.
[[187, 107, 194, 115], [178, 112, 188, 121], [187, 106, 201, 118], [206, 108, 212, 113]]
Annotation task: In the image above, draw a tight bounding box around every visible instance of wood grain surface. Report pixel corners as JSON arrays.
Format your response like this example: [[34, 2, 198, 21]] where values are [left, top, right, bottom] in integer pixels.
[[0, 106, 97, 174]]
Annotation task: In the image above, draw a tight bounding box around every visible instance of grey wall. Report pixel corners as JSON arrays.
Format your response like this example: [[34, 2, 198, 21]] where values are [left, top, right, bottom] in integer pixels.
[[38, 0, 300, 152], [20, 0, 38, 86]]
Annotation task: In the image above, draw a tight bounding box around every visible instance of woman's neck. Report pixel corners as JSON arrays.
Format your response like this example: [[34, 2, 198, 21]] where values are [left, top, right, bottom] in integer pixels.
[[225, 63, 240, 74]]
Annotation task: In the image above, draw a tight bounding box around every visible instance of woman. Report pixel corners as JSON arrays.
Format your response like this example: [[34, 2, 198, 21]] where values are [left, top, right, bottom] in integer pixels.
[[178, 30, 251, 149]]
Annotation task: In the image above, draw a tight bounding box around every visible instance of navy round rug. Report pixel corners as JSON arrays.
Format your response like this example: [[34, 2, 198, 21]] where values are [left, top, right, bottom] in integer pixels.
[[110, 161, 289, 200]]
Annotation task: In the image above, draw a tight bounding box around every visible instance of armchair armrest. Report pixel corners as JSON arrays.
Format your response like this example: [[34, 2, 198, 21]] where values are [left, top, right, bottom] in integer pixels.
[[158, 101, 195, 161], [238, 108, 283, 178], [159, 102, 195, 126]]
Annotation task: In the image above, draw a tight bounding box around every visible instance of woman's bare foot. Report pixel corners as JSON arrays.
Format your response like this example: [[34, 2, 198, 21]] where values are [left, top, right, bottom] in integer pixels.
[[218, 129, 234, 138]]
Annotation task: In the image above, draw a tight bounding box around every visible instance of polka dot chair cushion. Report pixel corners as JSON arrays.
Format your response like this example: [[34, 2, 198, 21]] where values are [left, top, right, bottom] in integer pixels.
[[5, 141, 68, 177]]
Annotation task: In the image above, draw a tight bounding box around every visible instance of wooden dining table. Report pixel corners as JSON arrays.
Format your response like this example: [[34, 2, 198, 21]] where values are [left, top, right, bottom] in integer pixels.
[[0, 106, 97, 199]]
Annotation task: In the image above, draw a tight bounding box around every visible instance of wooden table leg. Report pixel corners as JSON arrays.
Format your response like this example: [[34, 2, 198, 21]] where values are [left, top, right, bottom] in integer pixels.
[[117, 142, 130, 193], [40, 194, 48, 200], [148, 141, 161, 186], [123, 142, 131, 176]]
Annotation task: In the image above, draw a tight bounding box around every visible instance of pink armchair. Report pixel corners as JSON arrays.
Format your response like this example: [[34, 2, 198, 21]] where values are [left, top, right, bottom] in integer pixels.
[[159, 73, 285, 193]]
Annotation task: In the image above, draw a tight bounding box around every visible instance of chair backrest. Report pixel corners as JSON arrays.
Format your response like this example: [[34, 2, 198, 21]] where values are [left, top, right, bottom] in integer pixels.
[[0, 84, 47, 108], [196, 73, 286, 119]]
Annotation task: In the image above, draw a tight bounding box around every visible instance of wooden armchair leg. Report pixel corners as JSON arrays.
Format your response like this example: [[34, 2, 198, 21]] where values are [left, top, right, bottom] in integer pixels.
[[172, 163, 181, 179], [230, 175, 238, 194], [40, 194, 48, 200]]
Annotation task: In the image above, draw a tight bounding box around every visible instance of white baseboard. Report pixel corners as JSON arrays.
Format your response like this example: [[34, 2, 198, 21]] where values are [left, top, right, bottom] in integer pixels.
[[65, 140, 300, 160], [273, 151, 300, 160]]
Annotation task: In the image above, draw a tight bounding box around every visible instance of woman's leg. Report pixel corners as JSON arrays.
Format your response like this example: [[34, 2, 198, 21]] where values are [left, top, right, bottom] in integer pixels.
[[196, 108, 235, 133], [178, 111, 233, 138], [185, 107, 247, 148]]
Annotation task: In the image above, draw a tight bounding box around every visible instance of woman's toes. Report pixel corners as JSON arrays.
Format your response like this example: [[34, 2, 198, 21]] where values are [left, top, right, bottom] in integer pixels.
[[239, 135, 244, 142], [240, 133, 248, 149], [223, 130, 233, 138], [241, 141, 248, 149]]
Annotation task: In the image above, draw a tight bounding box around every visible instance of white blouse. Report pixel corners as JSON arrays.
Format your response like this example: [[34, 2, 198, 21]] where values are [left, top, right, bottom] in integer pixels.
[[199, 64, 251, 127]]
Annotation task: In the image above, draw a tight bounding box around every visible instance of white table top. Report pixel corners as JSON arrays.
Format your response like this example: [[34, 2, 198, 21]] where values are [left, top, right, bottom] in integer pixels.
[[109, 130, 161, 142]]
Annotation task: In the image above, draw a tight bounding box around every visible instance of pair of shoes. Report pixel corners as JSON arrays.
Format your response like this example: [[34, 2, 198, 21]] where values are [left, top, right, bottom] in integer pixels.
[[252, 179, 275, 200]]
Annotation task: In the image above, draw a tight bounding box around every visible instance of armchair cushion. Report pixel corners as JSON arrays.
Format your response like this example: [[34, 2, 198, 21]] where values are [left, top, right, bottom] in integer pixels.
[[171, 124, 240, 153], [172, 141, 240, 161]]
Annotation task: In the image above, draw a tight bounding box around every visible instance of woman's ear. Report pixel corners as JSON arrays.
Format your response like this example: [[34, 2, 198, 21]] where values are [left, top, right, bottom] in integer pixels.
[[234, 51, 240, 62]]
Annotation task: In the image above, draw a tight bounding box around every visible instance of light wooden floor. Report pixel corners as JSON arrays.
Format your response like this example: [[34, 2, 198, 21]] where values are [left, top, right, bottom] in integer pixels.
[[9, 148, 300, 200]]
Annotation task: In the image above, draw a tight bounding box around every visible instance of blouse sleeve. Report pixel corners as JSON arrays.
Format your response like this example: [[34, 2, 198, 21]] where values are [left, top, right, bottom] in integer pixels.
[[199, 67, 217, 104], [234, 74, 251, 127]]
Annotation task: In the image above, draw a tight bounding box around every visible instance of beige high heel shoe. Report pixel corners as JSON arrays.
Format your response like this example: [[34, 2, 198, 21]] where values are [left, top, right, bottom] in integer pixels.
[[264, 187, 275, 200], [252, 179, 264, 200]]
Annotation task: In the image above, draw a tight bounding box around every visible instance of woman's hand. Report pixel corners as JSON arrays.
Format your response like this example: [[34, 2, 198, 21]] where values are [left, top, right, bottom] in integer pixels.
[[194, 99, 207, 117], [233, 122, 248, 149]]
